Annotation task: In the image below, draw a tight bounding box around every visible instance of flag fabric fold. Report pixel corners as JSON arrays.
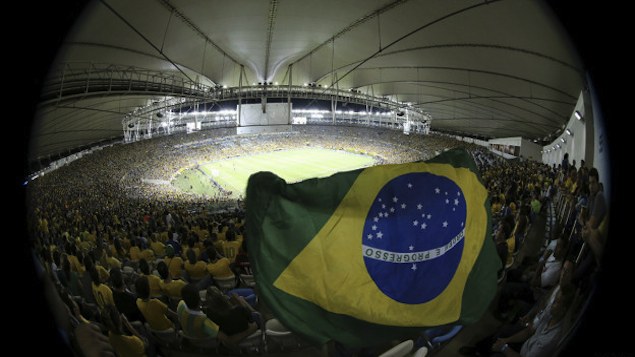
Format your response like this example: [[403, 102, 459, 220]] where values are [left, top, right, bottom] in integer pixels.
[[245, 148, 499, 347]]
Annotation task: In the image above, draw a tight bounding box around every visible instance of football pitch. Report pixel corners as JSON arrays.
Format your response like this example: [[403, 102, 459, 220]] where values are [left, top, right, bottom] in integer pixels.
[[172, 147, 378, 198]]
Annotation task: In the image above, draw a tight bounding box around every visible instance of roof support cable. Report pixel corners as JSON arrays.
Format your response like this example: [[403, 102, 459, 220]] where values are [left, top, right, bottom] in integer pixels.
[[99, 0, 195, 83]]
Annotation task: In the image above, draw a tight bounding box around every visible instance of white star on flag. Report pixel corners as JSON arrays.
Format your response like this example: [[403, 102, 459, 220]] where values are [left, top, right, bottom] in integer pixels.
[[417, 203, 423, 210], [421, 223, 427, 229], [411, 264, 417, 271], [427, 214, 432, 219], [372, 225, 377, 231], [435, 188, 440, 194], [445, 191, 448, 195], [445, 199, 449, 204], [393, 196, 398, 202], [413, 220, 419, 226], [367, 234, 373, 239], [442, 221, 448, 228], [454, 198, 459, 205], [378, 212, 384, 217], [373, 217, 379, 222], [376, 231, 384, 239], [390, 207, 395, 213], [401, 203, 406, 209], [408, 183, 413, 188], [382, 204, 386, 209], [409, 245, 414, 251]]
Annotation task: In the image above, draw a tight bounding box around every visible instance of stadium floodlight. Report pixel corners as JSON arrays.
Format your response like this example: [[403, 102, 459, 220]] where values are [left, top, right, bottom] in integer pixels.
[[574, 110, 583, 120], [223, 85, 227, 88], [560, 137, 566, 143], [566, 128, 572, 136], [274, 82, 279, 85]]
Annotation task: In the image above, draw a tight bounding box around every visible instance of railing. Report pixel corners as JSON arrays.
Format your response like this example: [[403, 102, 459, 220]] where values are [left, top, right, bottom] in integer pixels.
[[39, 63, 428, 118]]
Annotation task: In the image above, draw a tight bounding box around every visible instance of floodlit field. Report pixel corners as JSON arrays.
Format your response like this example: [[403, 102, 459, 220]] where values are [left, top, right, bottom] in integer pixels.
[[172, 147, 378, 198]]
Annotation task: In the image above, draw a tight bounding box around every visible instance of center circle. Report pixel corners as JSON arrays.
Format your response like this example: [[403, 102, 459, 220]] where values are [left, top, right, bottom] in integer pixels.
[[362, 172, 466, 303]]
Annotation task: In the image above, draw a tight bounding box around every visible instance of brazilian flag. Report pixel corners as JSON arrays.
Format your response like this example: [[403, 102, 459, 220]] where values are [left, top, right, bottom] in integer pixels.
[[245, 148, 499, 347]]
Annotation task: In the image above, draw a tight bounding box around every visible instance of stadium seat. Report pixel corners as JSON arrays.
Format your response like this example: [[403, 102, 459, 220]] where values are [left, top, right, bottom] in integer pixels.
[[240, 273, 256, 287], [414, 324, 463, 353], [265, 318, 298, 352], [226, 287, 257, 308], [413, 346, 429, 357], [144, 323, 178, 348], [428, 325, 463, 348], [178, 330, 219, 352], [214, 275, 237, 292], [238, 328, 265, 354], [378, 339, 413, 357]]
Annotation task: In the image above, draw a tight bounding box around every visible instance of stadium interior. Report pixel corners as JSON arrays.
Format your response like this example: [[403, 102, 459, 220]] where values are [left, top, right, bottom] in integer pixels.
[[23, 1, 624, 356]]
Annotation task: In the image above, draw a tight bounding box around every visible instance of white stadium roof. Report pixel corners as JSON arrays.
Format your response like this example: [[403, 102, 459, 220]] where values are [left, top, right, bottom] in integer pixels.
[[31, 0, 585, 160]]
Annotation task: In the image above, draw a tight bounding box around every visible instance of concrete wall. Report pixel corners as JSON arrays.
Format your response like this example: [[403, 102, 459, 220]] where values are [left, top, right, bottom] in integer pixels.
[[489, 137, 522, 147], [520, 138, 542, 162], [588, 75, 611, 195], [541, 85, 610, 198], [542, 93, 587, 168]]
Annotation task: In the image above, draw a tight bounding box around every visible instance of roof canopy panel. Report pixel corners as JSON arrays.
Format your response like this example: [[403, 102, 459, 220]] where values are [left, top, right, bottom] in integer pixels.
[[33, 0, 586, 160]]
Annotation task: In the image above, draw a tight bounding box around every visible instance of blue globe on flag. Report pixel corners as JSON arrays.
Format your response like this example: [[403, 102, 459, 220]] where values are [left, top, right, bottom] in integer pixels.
[[362, 172, 467, 303]]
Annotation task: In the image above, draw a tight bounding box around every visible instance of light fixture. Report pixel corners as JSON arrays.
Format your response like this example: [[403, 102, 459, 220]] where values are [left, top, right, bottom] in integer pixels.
[[560, 138, 566, 143], [574, 110, 583, 120], [565, 128, 572, 136], [556, 144, 561, 149]]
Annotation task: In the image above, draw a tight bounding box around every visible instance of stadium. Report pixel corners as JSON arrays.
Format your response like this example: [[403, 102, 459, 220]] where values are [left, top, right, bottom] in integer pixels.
[[23, 1, 623, 357]]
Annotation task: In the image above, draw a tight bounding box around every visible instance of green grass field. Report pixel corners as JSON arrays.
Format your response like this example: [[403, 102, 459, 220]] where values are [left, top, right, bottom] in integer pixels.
[[172, 147, 378, 198]]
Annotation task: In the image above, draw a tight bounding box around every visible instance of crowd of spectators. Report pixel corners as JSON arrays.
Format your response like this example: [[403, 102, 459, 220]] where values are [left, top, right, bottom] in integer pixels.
[[27, 125, 607, 357]]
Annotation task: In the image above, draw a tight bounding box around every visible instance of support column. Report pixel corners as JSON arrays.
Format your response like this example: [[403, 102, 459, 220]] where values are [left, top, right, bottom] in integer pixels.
[[332, 73, 338, 124], [287, 64, 292, 124], [238, 65, 244, 126]]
